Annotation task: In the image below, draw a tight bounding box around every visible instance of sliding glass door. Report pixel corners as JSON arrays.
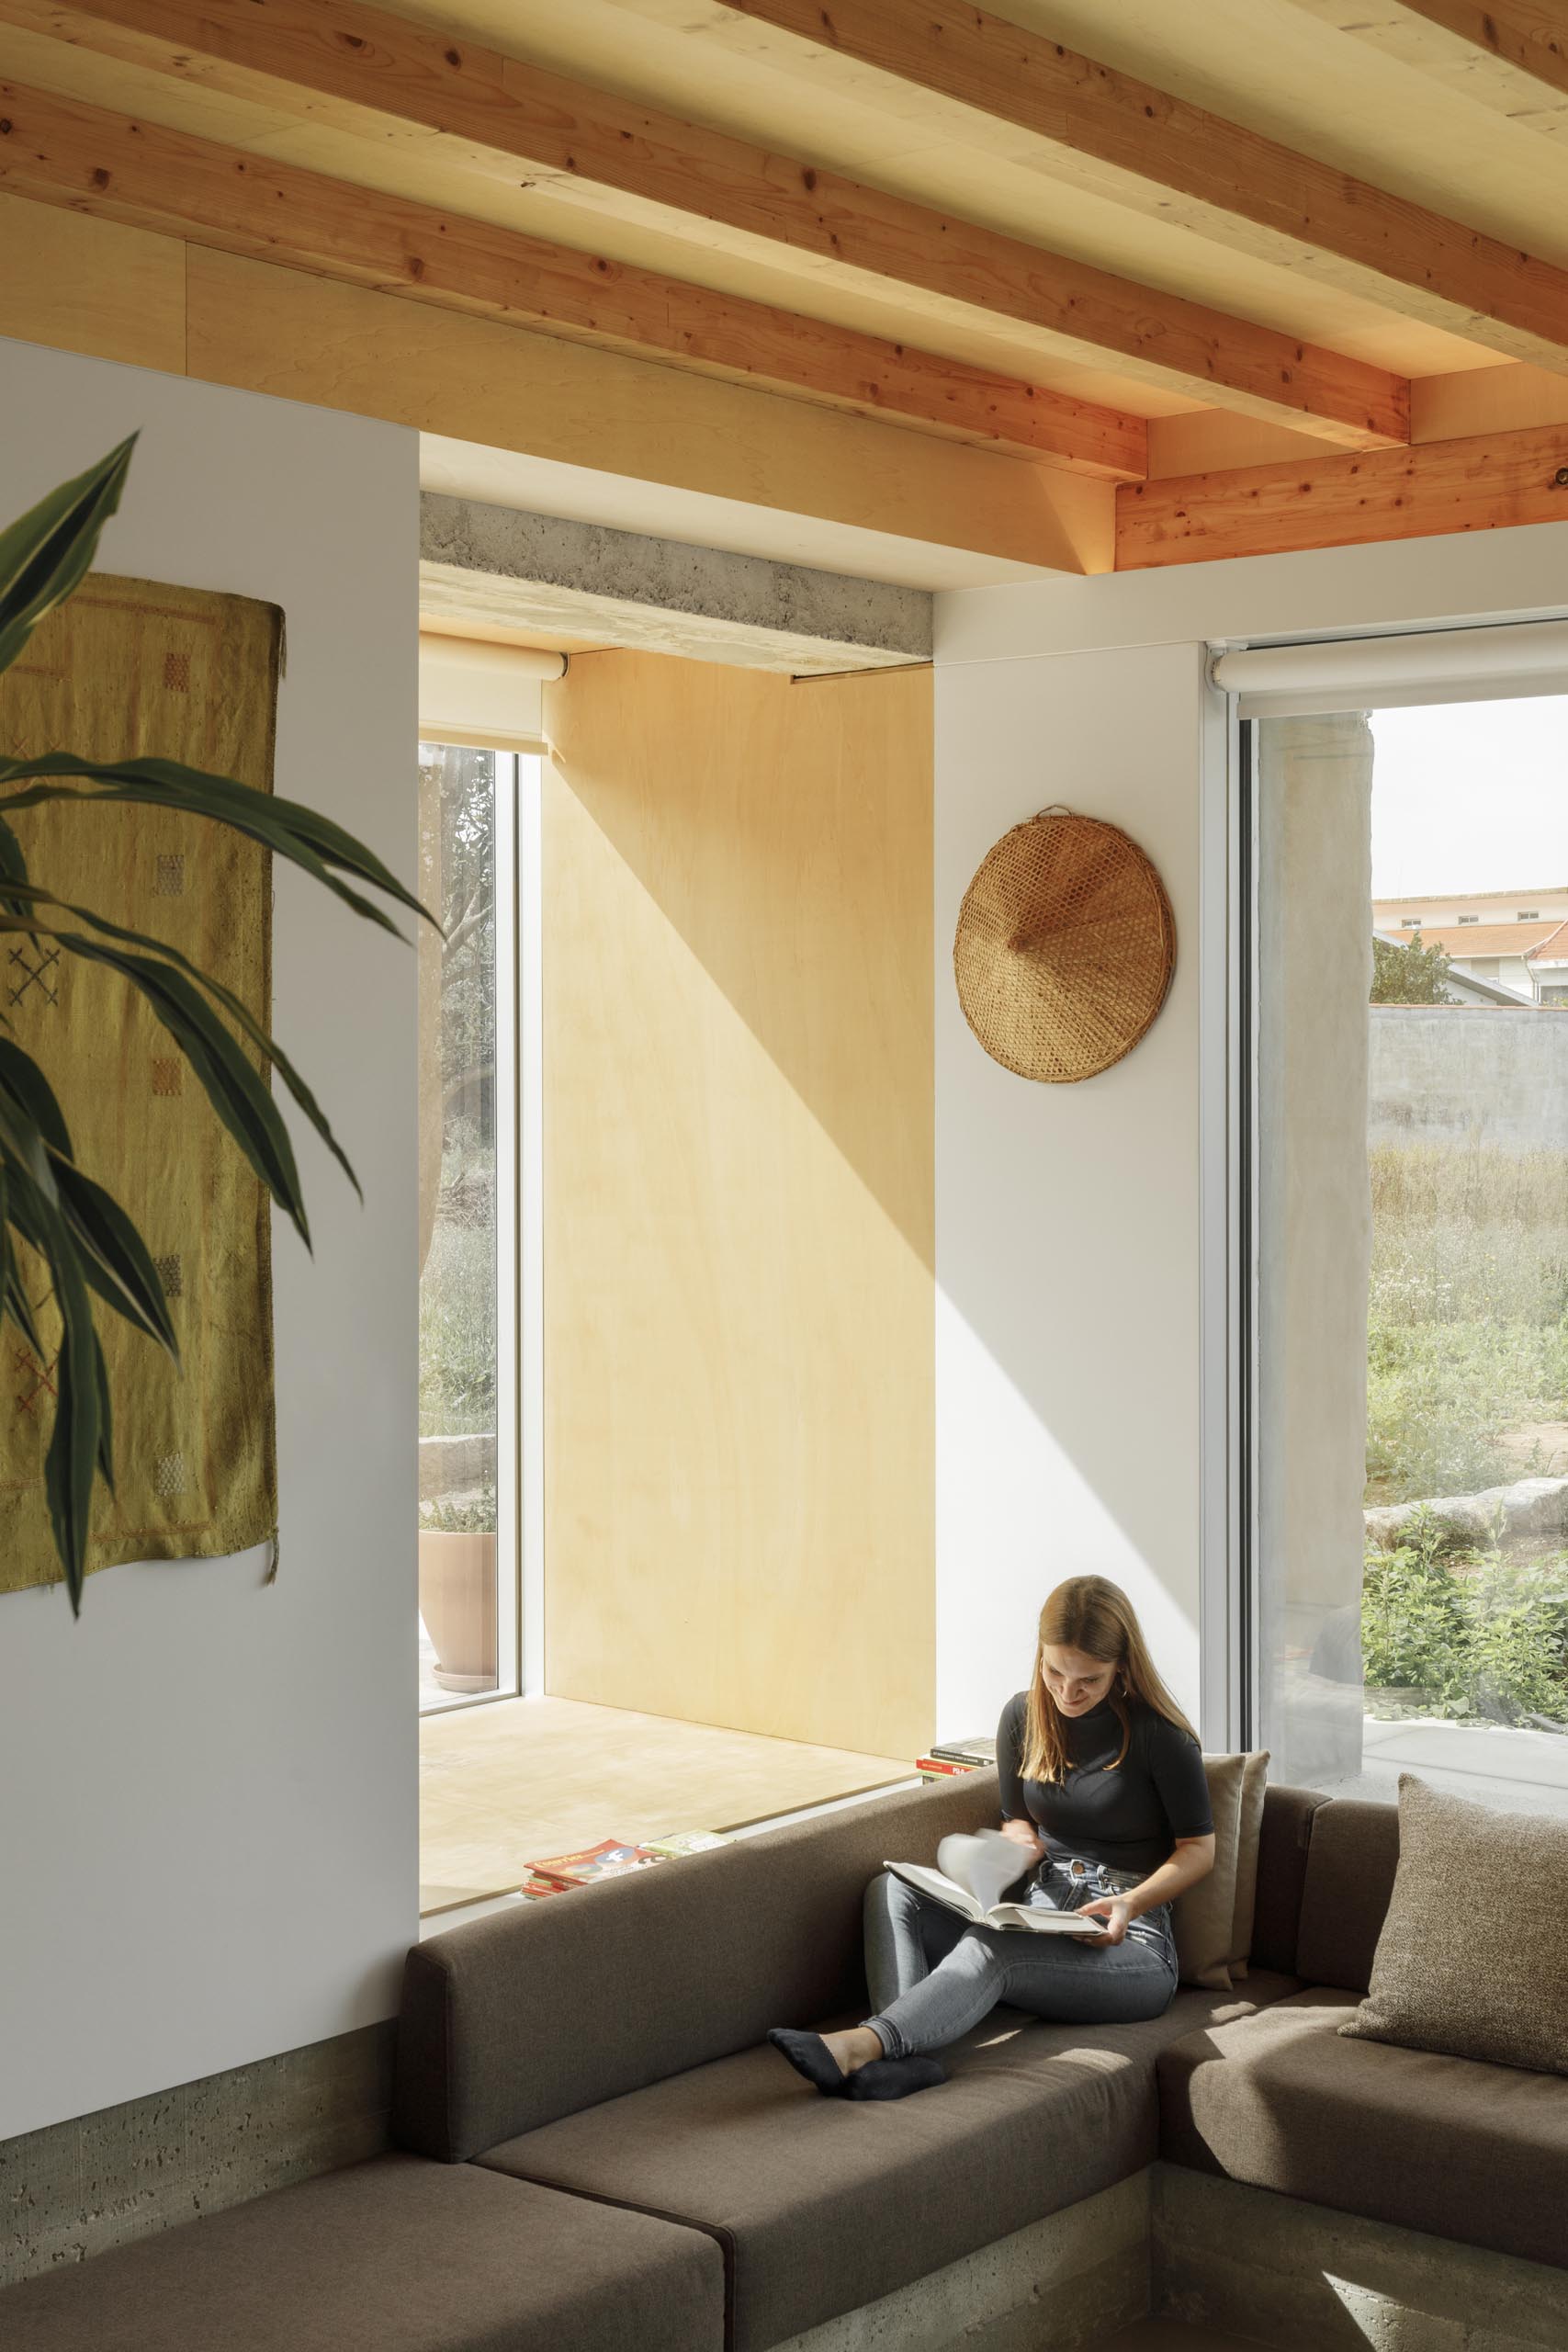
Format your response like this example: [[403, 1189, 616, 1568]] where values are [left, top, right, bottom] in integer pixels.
[[1247, 696, 1568, 1815], [416, 742, 521, 1712]]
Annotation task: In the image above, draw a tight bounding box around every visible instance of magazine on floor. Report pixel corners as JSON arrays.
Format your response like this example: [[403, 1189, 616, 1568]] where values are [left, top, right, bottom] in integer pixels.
[[885, 1829, 1101, 1935]]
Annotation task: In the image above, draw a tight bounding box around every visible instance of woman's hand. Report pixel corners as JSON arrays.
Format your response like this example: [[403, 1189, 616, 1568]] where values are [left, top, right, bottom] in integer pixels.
[[998, 1816, 1046, 1865], [1077, 1895, 1131, 1947]]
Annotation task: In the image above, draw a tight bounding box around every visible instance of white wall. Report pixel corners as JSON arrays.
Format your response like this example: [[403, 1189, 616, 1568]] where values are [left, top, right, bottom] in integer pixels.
[[0, 339, 419, 2139], [933, 644, 1210, 1739], [933, 518, 1568, 1749]]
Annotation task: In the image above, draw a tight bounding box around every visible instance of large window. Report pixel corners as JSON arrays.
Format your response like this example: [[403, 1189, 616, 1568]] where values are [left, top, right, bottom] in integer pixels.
[[417, 743, 523, 1712], [1249, 696, 1568, 1815]]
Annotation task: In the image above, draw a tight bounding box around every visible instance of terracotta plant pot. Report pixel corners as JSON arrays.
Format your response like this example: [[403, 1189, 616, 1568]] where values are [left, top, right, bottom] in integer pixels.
[[418, 1530, 498, 1692]]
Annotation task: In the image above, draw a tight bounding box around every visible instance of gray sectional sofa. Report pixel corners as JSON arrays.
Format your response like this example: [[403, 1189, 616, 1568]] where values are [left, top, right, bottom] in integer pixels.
[[5, 1771, 1566, 2350]]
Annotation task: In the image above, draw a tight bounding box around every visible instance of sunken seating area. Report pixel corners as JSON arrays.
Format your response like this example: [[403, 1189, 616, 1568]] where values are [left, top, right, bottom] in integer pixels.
[[5, 1774, 1565, 2352]]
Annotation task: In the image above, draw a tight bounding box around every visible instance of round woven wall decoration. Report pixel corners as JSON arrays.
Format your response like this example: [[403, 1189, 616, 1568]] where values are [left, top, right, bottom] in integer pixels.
[[953, 806, 1176, 1082]]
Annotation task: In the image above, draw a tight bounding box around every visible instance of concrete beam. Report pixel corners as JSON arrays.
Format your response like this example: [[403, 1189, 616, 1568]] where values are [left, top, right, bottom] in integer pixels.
[[419, 493, 932, 676]]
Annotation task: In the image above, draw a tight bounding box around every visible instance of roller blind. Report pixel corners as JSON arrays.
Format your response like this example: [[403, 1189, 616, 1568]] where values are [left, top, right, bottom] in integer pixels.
[[1212, 618, 1568, 718], [418, 635, 565, 752]]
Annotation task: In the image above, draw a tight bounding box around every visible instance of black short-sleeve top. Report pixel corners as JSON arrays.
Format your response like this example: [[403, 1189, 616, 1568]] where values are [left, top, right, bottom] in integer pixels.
[[997, 1690, 1213, 1875]]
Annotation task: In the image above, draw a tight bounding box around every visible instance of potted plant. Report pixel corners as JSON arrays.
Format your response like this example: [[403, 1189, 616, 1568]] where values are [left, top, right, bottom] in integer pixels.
[[418, 1484, 497, 1691]]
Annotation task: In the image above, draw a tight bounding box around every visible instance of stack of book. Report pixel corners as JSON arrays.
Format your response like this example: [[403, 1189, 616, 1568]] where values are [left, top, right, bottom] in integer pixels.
[[519, 1827, 732, 1897], [914, 1735, 996, 1784]]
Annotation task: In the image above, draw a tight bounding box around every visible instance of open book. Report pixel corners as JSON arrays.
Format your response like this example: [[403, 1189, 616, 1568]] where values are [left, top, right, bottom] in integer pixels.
[[885, 1829, 1103, 1936]]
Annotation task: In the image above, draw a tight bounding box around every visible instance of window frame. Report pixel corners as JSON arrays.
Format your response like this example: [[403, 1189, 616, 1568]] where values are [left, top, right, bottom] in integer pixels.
[[416, 741, 542, 1715]]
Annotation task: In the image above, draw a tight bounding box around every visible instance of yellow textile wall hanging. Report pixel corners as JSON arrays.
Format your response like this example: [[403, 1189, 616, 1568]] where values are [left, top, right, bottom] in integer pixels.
[[0, 573, 281, 1593]]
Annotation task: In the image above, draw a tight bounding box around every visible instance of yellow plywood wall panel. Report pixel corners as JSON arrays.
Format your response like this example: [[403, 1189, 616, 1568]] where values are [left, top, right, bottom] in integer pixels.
[[542, 650, 934, 1760], [0, 196, 186, 375]]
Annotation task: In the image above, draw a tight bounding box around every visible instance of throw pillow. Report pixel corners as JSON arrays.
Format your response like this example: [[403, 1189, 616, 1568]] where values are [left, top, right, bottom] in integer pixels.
[[1227, 1750, 1270, 1980], [1173, 1751, 1269, 1991], [1340, 1774, 1568, 2075]]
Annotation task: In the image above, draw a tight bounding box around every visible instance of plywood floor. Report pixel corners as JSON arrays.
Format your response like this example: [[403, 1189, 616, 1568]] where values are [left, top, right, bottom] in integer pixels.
[[419, 1694, 911, 1914]]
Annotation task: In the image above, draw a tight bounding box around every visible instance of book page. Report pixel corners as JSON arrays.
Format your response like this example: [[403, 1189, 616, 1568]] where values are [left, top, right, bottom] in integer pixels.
[[884, 1860, 980, 1921], [985, 1902, 1100, 1936], [936, 1828, 1033, 1916]]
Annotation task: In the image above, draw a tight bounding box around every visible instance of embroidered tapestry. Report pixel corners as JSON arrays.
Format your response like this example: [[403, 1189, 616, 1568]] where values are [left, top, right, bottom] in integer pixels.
[[0, 573, 281, 1593]]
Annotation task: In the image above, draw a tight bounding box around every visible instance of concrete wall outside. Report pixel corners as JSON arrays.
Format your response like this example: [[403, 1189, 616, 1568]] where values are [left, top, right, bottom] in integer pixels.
[[1371, 1004, 1568, 1152]]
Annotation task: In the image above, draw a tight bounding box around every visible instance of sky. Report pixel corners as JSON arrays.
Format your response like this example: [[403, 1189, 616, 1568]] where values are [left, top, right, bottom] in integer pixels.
[[1369, 696, 1568, 899]]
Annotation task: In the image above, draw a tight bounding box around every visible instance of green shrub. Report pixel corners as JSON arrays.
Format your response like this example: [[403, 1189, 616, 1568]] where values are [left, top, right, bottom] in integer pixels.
[[1362, 1526, 1568, 1728], [419, 1213, 496, 1437], [1361, 1521, 1475, 1711], [420, 1484, 497, 1535]]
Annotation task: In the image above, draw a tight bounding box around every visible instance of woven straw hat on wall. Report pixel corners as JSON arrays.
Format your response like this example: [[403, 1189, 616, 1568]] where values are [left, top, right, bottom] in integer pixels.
[[953, 807, 1176, 1082]]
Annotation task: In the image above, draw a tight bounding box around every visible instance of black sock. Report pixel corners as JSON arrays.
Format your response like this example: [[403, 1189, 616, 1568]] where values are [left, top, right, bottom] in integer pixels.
[[767, 2027, 853, 2097], [846, 2054, 947, 2101]]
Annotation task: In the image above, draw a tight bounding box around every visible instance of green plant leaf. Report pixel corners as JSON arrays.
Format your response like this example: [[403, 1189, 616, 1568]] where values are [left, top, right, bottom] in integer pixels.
[[2, 1253, 47, 1357], [0, 754, 436, 939], [31, 1198, 101, 1615], [0, 884, 361, 1200], [0, 1069, 59, 1204], [61, 936, 310, 1244], [52, 1155, 178, 1357], [0, 1164, 46, 1358], [92, 1325, 115, 1493], [0, 928, 310, 1246], [0, 809, 29, 918], [0, 438, 136, 678], [0, 1033, 74, 1159]]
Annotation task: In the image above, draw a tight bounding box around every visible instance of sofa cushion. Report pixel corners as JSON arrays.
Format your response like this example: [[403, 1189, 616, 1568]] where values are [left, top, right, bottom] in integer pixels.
[[1172, 1752, 1250, 1990], [1227, 1751, 1270, 1977], [1247, 1783, 1325, 1978], [1158, 1985, 1568, 2272], [479, 1974, 1299, 2352], [1293, 1795, 1399, 1991], [396, 1770, 999, 2161], [0, 2153, 726, 2352], [1341, 1775, 1568, 2075]]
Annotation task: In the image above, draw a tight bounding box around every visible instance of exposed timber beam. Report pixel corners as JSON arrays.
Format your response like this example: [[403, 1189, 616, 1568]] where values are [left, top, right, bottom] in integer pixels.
[[0, 0, 1407, 448], [1116, 422, 1568, 569], [0, 81, 1145, 477], [712, 0, 1568, 377], [1281, 1, 1568, 138]]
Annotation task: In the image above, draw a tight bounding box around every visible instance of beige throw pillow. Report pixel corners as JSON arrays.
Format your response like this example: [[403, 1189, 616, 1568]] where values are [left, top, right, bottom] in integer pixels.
[[1228, 1750, 1270, 1980], [1172, 1751, 1269, 1991], [1340, 1774, 1568, 2075]]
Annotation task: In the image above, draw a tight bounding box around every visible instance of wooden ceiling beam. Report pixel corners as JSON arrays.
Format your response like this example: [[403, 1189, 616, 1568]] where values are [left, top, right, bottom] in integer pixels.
[[1116, 421, 1568, 569], [0, 0, 1408, 448], [716, 0, 1568, 376], [0, 79, 1147, 477], [1282, 1, 1568, 136]]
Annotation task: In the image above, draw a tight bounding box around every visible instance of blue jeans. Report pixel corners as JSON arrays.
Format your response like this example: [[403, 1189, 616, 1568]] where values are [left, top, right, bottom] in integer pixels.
[[862, 1855, 1178, 2060]]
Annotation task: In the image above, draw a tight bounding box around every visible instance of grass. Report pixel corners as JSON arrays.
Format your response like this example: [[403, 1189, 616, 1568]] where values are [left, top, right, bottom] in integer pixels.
[[1366, 1148, 1568, 1502], [1362, 1148, 1568, 1728]]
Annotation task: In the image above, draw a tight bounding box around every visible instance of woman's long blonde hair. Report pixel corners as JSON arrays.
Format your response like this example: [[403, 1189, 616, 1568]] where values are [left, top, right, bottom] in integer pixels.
[[1021, 1576, 1195, 1783]]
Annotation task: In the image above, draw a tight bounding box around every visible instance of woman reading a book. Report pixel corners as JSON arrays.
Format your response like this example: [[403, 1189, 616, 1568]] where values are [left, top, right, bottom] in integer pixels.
[[769, 1575, 1214, 2100]]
